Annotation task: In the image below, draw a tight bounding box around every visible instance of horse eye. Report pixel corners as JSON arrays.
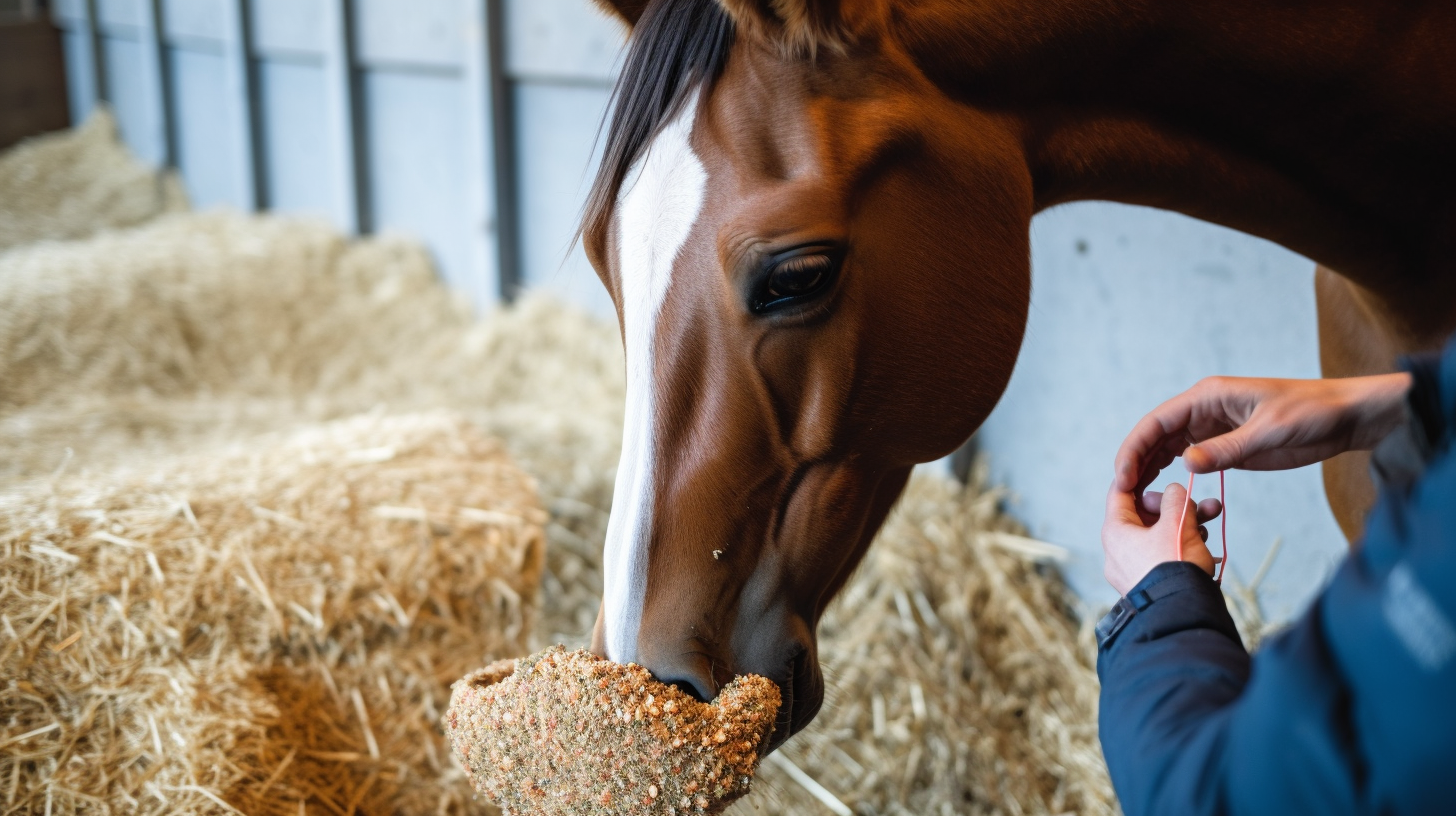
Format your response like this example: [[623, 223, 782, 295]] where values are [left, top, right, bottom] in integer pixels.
[[754, 253, 837, 312]]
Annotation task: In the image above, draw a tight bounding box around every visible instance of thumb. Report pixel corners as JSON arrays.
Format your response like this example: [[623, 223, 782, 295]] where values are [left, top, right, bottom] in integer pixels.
[[1158, 482, 1200, 549], [1184, 425, 1259, 473], [1158, 481, 1194, 528], [1159, 480, 1216, 573]]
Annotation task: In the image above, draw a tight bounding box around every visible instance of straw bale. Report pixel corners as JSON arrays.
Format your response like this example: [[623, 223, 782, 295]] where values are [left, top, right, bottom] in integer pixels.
[[1, 412, 544, 815], [0, 110, 187, 252], [447, 647, 780, 816], [0, 208, 623, 678], [0, 210, 472, 410]]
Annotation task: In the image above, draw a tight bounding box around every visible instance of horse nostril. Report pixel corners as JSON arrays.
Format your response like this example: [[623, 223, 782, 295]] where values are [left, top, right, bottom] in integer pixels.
[[660, 675, 715, 704]]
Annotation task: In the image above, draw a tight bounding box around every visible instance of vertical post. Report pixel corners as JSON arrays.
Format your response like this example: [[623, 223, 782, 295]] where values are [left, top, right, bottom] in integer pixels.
[[223, 0, 262, 210], [82, 0, 106, 107], [485, 0, 520, 302], [462, 0, 516, 307], [321, 0, 365, 235], [138, 0, 174, 167]]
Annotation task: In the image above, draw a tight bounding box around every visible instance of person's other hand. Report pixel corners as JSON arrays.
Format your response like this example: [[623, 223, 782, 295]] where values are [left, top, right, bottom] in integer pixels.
[[1103, 480, 1221, 596], [1113, 374, 1412, 496]]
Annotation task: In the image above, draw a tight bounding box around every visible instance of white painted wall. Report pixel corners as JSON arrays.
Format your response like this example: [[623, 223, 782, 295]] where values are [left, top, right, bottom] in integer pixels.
[[504, 0, 619, 317], [980, 203, 1348, 619], [54, 0, 627, 308]]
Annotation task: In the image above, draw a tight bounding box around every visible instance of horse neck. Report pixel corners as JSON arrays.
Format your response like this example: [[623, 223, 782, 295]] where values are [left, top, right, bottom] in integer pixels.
[[897, 0, 1456, 310]]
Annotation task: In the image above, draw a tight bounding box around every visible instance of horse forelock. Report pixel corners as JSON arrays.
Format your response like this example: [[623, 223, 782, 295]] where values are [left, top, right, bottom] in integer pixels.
[[583, 0, 735, 260]]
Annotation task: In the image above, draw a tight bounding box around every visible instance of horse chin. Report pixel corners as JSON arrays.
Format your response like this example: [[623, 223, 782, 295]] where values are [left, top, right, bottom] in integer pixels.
[[762, 647, 824, 754]]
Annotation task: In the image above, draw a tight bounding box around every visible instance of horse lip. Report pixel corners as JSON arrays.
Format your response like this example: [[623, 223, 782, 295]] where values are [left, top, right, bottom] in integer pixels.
[[763, 691, 794, 755], [760, 648, 821, 755]]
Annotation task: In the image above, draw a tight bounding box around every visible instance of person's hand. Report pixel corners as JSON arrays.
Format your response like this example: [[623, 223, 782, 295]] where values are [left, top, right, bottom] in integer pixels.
[[1113, 374, 1413, 496], [1103, 480, 1222, 595]]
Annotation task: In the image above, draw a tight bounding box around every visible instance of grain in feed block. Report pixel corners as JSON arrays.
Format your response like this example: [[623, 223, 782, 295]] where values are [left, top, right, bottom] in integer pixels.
[[446, 646, 781, 815]]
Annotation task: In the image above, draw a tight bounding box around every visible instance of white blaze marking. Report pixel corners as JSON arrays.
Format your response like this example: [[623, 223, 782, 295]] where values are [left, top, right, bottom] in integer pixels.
[[602, 98, 707, 664]]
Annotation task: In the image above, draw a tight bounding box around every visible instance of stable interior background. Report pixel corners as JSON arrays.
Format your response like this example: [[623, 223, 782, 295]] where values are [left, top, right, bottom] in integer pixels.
[[52, 0, 1346, 619]]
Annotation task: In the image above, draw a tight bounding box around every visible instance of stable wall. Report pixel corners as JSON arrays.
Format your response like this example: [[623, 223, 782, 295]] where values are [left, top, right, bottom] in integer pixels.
[[53, 0, 623, 312], [980, 203, 1348, 619]]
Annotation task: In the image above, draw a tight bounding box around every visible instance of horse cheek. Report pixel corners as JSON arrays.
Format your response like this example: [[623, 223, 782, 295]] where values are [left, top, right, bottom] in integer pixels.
[[847, 199, 1028, 462]]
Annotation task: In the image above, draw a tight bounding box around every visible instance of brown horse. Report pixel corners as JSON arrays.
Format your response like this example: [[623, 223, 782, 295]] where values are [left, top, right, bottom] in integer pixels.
[[581, 0, 1456, 748]]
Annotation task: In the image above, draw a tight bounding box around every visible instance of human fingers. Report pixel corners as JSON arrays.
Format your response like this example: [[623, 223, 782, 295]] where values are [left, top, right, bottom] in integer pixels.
[[1157, 482, 1193, 529], [1140, 491, 1164, 515], [1113, 401, 1197, 492], [1133, 444, 1183, 497], [1141, 491, 1221, 523], [1103, 482, 1173, 594], [1104, 481, 1146, 528], [1182, 422, 1265, 473], [1137, 490, 1165, 527]]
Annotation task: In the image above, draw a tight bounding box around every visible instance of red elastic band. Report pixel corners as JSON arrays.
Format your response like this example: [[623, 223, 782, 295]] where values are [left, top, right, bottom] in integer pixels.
[[1173, 470, 1228, 585]]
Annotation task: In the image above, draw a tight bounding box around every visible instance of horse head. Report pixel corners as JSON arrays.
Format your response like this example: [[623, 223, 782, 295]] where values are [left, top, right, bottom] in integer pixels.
[[584, 0, 1031, 748]]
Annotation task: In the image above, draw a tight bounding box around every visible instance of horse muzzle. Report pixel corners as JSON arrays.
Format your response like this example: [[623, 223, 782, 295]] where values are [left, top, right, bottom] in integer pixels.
[[597, 615, 825, 754]]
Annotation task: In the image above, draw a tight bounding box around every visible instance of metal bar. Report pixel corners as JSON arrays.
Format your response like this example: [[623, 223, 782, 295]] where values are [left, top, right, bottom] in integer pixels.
[[139, 0, 174, 167], [461, 0, 499, 305], [462, 0, 516, 305], [82, 0, 106, 105], [485, 0, 520, 302], [223, 0, 262, 210], [321, 0, 365, 234]]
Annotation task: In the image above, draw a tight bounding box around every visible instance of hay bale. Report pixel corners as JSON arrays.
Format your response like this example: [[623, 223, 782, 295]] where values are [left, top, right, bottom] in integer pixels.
[[0, 199, 623, 684], [1, 412, 544, 814], [0, 110, 186, 251], [0, 210, 472, 411], [446, 647, 779, 816]]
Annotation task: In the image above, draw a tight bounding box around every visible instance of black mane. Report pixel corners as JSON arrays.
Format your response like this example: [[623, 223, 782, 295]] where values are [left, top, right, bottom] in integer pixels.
[[583, 0, 735, 243]]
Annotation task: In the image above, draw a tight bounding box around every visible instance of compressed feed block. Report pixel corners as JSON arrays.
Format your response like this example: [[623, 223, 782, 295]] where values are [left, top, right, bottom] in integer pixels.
[[446, 646, 781, 816]]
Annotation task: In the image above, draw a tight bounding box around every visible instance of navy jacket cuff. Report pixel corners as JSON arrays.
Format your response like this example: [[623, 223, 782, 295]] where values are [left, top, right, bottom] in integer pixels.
[[1096, 561, 1239, 653]]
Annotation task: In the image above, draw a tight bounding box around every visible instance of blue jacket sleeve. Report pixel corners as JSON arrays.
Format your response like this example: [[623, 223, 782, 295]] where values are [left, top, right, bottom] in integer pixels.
[[1098, 341, 1456, 816]]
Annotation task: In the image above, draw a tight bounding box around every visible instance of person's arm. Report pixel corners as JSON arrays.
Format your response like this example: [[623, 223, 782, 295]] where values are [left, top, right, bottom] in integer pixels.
[[1309, 346, 1456, 815], [1104, 433, 1456, 816], [1099, 558, 1386, 816], [1095, 560, 1253, 816], [1097, 479, 1260, 816], [1098, 352, 1456, 816]]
